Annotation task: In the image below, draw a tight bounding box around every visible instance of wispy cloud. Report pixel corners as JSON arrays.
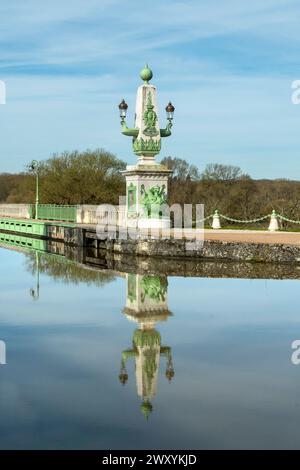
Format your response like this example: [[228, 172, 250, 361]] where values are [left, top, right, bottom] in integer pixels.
[[0, 0, 299, 177]]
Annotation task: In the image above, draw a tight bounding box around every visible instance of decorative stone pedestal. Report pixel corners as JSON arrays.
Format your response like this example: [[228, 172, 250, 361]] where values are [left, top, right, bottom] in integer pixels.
[[124, 163, 172, 229]]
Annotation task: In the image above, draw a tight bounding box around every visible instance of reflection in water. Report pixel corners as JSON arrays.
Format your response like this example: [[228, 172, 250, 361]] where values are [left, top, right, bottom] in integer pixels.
[[25, 251, 115, 287], [29, 252, 40, 300], [0, 234, 116, 296], [24, 251, 115, 287], [0, 340, 6, 365], [0, 235, 175, 419], [120, 274, 174, 419], [1, 232, 300, 448], [0, 232, 48, 251]]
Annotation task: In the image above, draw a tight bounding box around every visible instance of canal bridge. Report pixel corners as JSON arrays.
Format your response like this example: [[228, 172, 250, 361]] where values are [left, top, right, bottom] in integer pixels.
[[1, 203, 300, 264]]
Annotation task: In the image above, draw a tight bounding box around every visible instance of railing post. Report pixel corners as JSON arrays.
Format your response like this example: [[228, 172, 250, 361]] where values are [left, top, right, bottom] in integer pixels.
[[268, 210, 279, 232], [212, 210, 221, 229]]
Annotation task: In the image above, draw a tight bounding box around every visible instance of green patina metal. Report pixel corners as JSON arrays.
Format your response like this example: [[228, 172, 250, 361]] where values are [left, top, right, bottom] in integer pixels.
[[127, 273, 137, 302], [140, 64, 153, 84], [133, 329, 161, 394], [121, 349, 137, 362], [140, 184, 167, 218], [140, 275, 168, 303], [0, 217, 47, 237], [133, 137, 161, 155], [121, 123, 139, 138], [133, 328, 161, 348], [35, 204, 77, 222], [120, 322, 173, 419], [0, 216, 75, 241], [0, 234, 67, 265], [120, 66, 173, 157], [0, 232, 47, 251], [140, 400, 153, 420], [143, 349, 158, 390], [160, 120, 172, 137], [143, 92, 159, 137], [127, 183, 137, 213]]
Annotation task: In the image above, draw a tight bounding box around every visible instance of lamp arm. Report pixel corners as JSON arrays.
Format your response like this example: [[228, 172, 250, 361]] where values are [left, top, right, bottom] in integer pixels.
[[121, 120, 139, 137], [122, 349, 137, 362], [160, 119, 173, 138], [160, 346, 172, 358]]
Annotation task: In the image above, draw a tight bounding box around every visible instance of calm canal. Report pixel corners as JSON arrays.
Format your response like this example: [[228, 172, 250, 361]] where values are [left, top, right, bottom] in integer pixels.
[[0, 243, 300, 449]]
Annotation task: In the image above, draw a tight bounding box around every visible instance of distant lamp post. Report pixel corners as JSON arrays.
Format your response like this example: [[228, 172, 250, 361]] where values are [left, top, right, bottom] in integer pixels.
[[29, 160, 39, 220], [118, 99, 128, 124]]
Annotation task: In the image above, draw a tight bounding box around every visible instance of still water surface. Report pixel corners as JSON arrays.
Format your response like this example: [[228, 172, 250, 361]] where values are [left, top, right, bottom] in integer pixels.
[[0, 244, 300, 449]]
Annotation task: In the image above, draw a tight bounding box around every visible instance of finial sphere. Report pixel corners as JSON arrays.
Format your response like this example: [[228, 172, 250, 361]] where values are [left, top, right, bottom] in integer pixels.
[[141, 400, 153, 419], [140, 64, 153, 83]]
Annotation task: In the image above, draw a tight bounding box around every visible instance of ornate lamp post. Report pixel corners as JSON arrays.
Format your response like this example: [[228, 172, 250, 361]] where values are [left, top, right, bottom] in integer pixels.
[[118, 65, 175, 229], [29, 160, 39, 220]]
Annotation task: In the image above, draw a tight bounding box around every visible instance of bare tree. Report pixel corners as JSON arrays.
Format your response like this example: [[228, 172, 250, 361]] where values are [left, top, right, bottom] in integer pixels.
[[201, 163, 249, 181]]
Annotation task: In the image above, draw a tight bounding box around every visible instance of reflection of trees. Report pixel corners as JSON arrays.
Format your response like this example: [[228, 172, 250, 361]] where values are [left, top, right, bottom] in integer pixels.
[[24, 252, 115, 286]]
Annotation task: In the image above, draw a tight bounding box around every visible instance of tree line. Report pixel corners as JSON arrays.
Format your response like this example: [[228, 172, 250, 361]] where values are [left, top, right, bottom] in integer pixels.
[[161, 158, 300, 228], [1, 149, 300, 227], [1, 149, 126, 205]]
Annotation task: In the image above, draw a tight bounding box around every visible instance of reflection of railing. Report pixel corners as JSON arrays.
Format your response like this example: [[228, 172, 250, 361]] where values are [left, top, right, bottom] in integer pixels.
[[0, 232, 47, 250]]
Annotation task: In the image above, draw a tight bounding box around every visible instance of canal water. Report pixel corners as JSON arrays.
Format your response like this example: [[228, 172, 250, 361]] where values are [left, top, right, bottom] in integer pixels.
[[1, 243, 300, 449]]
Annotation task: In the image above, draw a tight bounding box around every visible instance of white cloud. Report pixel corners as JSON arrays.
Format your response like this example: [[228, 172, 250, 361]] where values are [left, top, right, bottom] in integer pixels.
[[0, 0, 300, 177]]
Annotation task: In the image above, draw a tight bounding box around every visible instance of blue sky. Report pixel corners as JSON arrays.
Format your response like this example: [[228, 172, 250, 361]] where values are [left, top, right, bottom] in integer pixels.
[[0, 0, 299, 178]]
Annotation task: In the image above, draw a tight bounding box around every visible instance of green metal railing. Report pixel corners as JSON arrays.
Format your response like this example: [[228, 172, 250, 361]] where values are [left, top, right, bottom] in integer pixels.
[[34, 204, 77, 222]]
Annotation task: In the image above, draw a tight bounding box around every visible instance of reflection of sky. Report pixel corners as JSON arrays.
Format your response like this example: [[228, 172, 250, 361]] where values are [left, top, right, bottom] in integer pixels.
[[1, 247, 300, 449]]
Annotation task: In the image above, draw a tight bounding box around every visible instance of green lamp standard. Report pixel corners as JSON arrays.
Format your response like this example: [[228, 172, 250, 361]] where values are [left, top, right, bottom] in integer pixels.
[[118, 65, 175, 230], [118, 66, 175, 148], [29, 160, 39, 220]]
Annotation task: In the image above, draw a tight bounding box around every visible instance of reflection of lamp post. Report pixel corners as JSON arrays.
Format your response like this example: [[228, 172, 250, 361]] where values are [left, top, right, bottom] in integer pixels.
[[0, 340, 6, 365], [119, 273, 174, 419], [29, 160, 39, 220], [30, 251, 40, 300]]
